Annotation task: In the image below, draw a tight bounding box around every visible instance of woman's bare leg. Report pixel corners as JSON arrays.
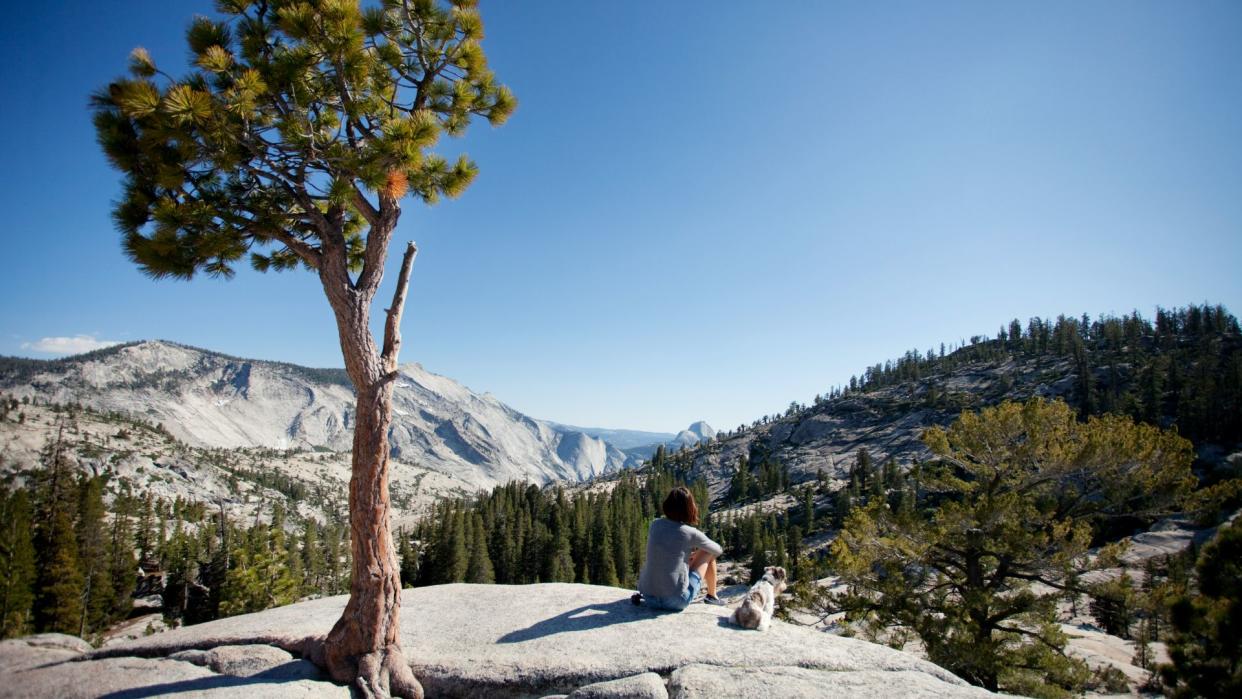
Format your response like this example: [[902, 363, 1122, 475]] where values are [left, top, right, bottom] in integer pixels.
[[688, 549, 719, 596]]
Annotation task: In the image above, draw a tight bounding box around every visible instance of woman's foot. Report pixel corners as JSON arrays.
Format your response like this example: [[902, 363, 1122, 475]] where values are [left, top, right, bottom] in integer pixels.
[[702, 594, 725, 606]]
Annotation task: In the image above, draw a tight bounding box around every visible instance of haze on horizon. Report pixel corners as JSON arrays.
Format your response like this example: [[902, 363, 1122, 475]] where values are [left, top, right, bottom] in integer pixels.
[[1, 0, 1240, 433]]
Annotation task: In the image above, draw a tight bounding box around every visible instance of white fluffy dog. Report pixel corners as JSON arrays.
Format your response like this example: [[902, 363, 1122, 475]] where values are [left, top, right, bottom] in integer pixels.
[[730, 566, 787, 631]]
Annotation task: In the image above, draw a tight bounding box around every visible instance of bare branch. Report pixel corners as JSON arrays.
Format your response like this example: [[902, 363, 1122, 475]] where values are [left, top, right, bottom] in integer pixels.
[[381, 241, 418, 368]]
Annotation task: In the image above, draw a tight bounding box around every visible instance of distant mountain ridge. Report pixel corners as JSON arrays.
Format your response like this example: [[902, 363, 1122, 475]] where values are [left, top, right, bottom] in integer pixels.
[[629, 303, 1242, 499], [547, 424, 676, 451], [0, 340, 663, 489]]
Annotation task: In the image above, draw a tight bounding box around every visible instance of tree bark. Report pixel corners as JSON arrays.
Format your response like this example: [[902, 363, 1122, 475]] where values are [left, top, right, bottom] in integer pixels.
[[315, 239, 422, 699]]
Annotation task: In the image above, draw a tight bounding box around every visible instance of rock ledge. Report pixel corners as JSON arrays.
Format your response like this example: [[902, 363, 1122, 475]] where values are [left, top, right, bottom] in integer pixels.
[[2, 584, 995, 698]]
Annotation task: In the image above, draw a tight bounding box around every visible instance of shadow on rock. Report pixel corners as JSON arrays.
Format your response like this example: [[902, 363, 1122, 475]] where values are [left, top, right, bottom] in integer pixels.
[[96, 663, 330, 699], [497, 598, 651, 643]]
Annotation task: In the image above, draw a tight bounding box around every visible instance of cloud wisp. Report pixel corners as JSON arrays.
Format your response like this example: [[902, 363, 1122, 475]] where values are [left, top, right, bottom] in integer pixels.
[[21, 335, 122, 356]]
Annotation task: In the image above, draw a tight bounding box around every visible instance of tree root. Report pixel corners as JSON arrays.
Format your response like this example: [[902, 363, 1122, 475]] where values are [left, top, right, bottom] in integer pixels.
[[319, 640, 423, 699]]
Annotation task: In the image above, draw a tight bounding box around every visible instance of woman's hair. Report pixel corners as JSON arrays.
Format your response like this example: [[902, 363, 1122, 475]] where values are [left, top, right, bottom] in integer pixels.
[[662, 486, 699, 525]]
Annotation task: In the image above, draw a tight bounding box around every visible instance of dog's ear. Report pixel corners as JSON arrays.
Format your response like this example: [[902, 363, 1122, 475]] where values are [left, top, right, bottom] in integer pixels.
[[772, 566, 787, 582]]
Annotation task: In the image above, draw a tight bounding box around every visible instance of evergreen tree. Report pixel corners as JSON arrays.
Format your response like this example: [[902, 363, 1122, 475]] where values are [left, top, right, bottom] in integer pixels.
[[397, 528, 418, 589], [1160, 519, 1242, 698], [92, 0, 514, 691], [76, 476, 115, 637], [106, 483, 137, 620], [802, 489, 815, 531], [1088, 574, 1136, 639], [465, 514, 494, 584], [544, 530, 575, 583], [0, 488, 36, 638], [302, 520, 325, 594], [832, 399, 1195, 696], [31, 429, 85, 634], [588, 503, 619, 587], [134, 492, 155, 562]]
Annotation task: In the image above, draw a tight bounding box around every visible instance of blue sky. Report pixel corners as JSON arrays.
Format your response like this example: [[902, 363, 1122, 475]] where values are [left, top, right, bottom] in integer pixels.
[[1, 1, 1240, 432]]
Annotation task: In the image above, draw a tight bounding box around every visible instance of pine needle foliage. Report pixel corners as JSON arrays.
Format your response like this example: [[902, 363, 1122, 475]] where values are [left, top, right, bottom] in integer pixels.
[[1160, 519, 1242, 698], [830, 398, 1195, 697], [0, 488, 36, 638], [92, 0, 515, 280]]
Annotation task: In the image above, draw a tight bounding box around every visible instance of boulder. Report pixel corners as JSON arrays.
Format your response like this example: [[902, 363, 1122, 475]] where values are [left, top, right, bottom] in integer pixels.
[[567, 672, 667, 698], [202, 644, 316, 679]]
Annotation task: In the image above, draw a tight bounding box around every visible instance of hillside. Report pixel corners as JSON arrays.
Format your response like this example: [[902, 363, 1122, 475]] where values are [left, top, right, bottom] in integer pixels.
[[664, 305, 1241, 498], [0, 400, 473, 528], [0, 340, 650, 490]]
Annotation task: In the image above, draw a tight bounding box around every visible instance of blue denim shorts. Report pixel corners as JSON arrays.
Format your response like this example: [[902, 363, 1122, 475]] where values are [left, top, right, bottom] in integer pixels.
[[643, 571, 703, 611]]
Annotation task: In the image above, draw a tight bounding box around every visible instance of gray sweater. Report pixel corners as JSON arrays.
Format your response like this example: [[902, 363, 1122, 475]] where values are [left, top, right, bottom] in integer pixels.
[[637, 518, 723, 599]]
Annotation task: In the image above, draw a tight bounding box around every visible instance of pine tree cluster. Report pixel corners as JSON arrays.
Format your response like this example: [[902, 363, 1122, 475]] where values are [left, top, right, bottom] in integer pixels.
[[403, 455, 710, 589], [713, 304, 1241, 446], [0, 422, 355, 640]]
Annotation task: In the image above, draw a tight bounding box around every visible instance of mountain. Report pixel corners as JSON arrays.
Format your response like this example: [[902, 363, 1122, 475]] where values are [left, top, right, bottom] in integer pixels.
[[669, 420, 716, 449], [630, 304, 1242, 500], [0, 340, 635, 490], [613, 420, 718, 463], [546, 424, 676, 451]]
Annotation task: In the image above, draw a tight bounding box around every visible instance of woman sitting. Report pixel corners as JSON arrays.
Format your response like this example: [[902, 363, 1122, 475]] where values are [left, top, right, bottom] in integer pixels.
[[632, 486, 724, 610]]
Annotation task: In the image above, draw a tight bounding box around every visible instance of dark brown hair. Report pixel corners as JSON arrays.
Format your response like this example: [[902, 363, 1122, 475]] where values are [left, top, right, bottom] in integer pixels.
[[662, 486, 699, 525]]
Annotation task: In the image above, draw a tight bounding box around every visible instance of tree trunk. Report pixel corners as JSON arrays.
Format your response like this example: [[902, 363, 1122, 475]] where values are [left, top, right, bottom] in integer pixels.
[[315, 240, 422, 699], [321, 381, 421, 698]]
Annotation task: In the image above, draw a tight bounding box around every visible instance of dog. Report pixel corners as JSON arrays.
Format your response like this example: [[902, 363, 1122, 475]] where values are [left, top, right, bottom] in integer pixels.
[[730, 566, 787, 631]]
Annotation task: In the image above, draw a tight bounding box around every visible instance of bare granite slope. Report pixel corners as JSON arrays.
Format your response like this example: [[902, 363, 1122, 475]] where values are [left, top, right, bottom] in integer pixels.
[[1, 340, 636, 490], [1, 584, 997, 698]]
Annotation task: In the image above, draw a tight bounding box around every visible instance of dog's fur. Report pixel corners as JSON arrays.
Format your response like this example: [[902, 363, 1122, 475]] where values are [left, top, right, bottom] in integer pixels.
[[730, 566, 787, 631]]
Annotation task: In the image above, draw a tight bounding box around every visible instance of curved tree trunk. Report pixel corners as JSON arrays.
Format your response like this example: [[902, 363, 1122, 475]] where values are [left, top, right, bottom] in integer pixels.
[[315, 240, 422, 699], [321, 382, 421, 698]]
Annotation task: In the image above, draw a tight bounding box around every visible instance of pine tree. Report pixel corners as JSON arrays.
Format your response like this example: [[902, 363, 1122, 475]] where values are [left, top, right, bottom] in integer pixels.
[[397, 528, 418, 589], [588, 506, 619, 587], [76, 476, 115, 637], [161, 520, 193, 623], [802, 489, 815, 531], [544, 530, 575, 583], [1160, 519, 1242, 698], [32, 428, 85, 634], [135, 492, 155, 562], [107, 483, 136, 620], [464, 514, 494, 584], [92, 1, 514, 691], [832, 399, 1195, 696], [0, 488, 36, 638], [302, 520, 325, 594], [834, 487, 853, 529]]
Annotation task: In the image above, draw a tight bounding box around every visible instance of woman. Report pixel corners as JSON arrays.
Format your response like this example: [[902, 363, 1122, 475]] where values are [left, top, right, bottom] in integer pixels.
[[632, 486, 725, 610]]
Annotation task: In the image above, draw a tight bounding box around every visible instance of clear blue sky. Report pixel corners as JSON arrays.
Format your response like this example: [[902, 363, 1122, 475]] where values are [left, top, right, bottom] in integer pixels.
[[2, 1, 1240, 433]]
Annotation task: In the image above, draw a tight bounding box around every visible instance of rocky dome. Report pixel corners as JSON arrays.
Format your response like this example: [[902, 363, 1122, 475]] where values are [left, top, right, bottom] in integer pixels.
[[1, 583, 995, 698]]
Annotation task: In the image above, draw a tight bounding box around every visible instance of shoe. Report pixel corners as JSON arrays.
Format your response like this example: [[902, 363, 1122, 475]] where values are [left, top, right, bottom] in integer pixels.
[[630, 593, 643, 606], [702, 594, 726, 606]]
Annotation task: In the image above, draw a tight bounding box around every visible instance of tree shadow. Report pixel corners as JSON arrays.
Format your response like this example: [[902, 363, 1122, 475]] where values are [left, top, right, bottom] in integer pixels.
[[497, 598, 659, 644], [97, 662, 330, 698]]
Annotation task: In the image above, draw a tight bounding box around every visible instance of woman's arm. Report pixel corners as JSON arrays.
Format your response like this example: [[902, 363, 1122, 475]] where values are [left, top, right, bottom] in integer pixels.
[[690, 527, 723, 557]]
